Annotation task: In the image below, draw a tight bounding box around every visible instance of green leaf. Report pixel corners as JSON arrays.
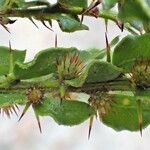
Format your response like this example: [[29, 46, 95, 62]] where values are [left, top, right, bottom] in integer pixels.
[[80, 48, 106, 61], [80, 36, 119, 62], [110, 36, 120, 46], [35, 97, 95, 126], [85, 61, 121, 83], [65, 60, 121, 87], [13, 0, 25, 7], [14, 47, 77, 79], [102, 94, 150, 131], [136, 88, 150, 99], [65, 73, 86, 88], [0, 0, 6, 10], [58, 0, 87, 8], [118, 0, 150, 23], [102, 0, 118, 10], [57, 14, 89, 32], [24, 0, 50, 7], [130, 20, 143, 32], [0, 46, 26, 76], [14, 47, 106, 81], [112, 34, 150, 72], [0, 92, 27, 107]]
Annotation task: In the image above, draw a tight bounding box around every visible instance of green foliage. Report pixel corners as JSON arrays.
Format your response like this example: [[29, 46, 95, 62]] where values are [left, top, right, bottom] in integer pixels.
[[1, 0, 150, 135], [118, 0, 150, 23], [58, 0, 87, 8], [0, 92, 27, 107], [14, 47, 76, 79], [57, 14, 89, 32], [35, 97, 95, 125], [102, 94, 150, 131], [85, 61, 121, 83], [102, 0, 118, 10], [113, 34, 150, 72], [0, 46, 26, 75]]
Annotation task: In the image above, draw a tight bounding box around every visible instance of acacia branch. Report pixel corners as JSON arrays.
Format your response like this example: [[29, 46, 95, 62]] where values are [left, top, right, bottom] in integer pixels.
[[1, 4, 140, 35]]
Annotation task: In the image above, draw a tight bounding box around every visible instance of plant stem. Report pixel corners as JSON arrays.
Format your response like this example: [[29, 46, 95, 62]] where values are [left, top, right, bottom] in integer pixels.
[[1, 4, 141, 35], [0, 79, 133, 94], [3, 5, 118, 22]]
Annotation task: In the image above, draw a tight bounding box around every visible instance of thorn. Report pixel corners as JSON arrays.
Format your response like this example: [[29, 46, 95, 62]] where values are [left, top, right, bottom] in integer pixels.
[[9, 107, 13, 115], [15, 104, 19, 111], [105, 19, 108, 33], [105, 32, 111, 62], [34, 110, 42, 133], [79, 64, 86, 72], [88, 116, 94, 140], [80, 9, 85, 25], [0, 105, 19, 118], [137, 99, 143, 137], [41, 20, 53, 31], [116, 21, 124, 32], [9, 40, 12, 53], [48, 20, 52, 28], [18, 103, 30, 122], [12, 105, 18, 116], [55, 34, 57, 48], [81, 0, 101, 24], [1, 24, 10, 33], [116, 1, 124, 32], [73, 52, 79, 64], [105, 32, 109, 49], [29, 17, 39, 29], [139, 122, 142, 137], [6, 109, 10, 118], [88, 6, 100, 18], [8, 19, 16, 24]]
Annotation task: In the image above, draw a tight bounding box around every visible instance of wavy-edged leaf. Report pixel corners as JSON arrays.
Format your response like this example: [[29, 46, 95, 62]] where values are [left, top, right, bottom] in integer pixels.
[[118, 0, 150, 23], [65, 60, 121, 87], [112, 34, 150, 72], [35, 97, 95, 126], [57, 14, 89, 32], [14, 47, 107, 81], [102, 0, 118, 10], [0, 46, 26, 75], [85, 61, 122, 83], [79, 36, 119, 62], [14, 47, 77, 79], [102, 93, 150, 131], [0, 92, 27, 107], [80, 48, 106, 61], [65, 58, 121, 87]]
